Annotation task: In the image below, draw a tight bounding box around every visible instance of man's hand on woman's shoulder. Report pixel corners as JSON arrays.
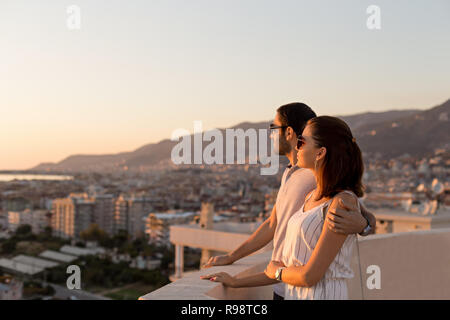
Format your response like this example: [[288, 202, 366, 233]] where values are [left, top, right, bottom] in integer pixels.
[[326, 192, 366, 235]]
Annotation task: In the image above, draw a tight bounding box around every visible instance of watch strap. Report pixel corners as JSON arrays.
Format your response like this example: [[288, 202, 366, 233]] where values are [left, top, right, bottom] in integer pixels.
[[359, 218, 372, 236]]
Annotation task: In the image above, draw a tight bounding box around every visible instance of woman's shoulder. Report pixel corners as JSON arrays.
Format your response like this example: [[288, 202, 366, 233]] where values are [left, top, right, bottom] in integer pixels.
[[330, 190, 359, 208]]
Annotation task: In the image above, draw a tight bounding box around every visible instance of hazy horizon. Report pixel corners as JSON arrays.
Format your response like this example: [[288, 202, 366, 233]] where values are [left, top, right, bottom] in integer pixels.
[[1, 99, 447, 171], [1, 0, 449, 170]]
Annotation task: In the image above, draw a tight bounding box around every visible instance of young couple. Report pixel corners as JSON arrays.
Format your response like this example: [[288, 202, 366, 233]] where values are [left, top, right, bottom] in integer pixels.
[[200, 103, 376, 300]]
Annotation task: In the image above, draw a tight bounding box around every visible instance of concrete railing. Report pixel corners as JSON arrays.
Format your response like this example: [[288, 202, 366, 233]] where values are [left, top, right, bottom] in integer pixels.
[[139, 251, 273, 300], [140, 228, 450, 300], [348, 227, 450, 299]]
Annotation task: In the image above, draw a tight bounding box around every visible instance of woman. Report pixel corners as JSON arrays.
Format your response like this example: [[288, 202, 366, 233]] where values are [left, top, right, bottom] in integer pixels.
[[201, 116, 364, 300]]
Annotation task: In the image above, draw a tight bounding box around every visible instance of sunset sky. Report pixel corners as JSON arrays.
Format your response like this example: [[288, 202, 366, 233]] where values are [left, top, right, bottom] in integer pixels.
[[1, 0, 449, 170]]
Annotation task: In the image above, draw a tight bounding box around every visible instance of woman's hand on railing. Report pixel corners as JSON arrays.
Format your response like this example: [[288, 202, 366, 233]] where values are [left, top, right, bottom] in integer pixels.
[[200, 272, 237, 287], [202, 254, 233, 268]]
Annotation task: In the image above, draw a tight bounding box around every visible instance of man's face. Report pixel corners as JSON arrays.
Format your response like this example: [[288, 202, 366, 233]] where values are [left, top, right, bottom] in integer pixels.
[[270, 113, 291, 155]]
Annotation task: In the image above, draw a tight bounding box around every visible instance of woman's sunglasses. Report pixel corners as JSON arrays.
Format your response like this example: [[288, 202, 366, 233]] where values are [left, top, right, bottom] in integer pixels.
[[296, 135, 306, 149]]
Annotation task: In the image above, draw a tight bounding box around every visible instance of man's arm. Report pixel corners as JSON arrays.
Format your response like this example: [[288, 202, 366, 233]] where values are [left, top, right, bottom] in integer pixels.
[[360, 202, 376, 235], [326, 197, 376, 236], [202, 206, 277, 268]]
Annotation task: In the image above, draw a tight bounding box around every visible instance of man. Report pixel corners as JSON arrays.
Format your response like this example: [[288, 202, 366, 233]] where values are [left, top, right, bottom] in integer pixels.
[[202, 102, 376, 300]]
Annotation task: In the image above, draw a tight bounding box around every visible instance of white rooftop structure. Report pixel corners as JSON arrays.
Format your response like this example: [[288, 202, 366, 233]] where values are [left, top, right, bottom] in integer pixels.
[[0, 258, 44, 275], [39, 250, 77, 263], [12, 255, 59, 269], [60, 245, 105, 256]]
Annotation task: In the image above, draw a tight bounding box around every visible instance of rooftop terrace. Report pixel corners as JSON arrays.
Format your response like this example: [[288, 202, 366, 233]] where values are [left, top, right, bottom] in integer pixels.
[[140, 228, 450, 300]]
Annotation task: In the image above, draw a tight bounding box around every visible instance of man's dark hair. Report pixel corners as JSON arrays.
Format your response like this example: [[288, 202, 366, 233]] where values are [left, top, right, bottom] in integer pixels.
[[277, 102, 317, 136]]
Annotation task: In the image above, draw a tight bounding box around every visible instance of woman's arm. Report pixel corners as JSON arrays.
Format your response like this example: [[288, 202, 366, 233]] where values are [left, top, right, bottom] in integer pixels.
[[265, 192, 358, 287], [201, 271, 278, 288], [203, 206, 277, 268]]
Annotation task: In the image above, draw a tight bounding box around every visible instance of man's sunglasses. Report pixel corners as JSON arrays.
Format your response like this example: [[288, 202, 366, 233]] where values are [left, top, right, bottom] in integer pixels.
[[269, 123, 288, 130], [296, 135, 306, 149]]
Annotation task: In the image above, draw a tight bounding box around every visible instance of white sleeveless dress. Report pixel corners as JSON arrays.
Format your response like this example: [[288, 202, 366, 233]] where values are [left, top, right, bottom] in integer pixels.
[[281, 190, 358, 300]]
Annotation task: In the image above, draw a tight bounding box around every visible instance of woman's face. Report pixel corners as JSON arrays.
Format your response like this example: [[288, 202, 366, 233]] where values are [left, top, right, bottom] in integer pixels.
[[296, 124, 319, 170]]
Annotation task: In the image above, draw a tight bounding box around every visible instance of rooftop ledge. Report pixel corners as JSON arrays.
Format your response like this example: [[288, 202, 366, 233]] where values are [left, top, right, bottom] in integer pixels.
[[140, 228, 450, 300], [140, 250, 273, 300]]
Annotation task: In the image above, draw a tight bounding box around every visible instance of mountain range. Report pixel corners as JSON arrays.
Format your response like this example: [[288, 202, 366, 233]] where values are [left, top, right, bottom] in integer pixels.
[[32, 99, 450, 173]]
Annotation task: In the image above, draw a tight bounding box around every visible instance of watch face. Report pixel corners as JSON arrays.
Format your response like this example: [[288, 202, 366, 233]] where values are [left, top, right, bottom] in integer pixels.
[[362, 224, 371, 235], [276, 268, 283, 280]]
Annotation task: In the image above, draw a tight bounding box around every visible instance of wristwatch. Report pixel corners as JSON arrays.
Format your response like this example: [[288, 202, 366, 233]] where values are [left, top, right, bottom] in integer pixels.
[[359, 217, 372, 236], [275, 267, 285, 281]]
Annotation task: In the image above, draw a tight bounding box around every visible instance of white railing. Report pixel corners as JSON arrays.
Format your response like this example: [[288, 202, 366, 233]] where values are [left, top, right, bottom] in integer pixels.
[[139, 251, 273, 300], [140, 228, 450, 300]]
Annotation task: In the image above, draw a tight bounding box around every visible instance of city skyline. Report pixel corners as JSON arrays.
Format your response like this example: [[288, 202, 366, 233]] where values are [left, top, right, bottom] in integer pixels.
[[2, 97, 447, 172], [1, 0, 449, 170]]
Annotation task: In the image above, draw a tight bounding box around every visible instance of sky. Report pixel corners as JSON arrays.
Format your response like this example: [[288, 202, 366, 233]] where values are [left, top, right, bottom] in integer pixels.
[[1, 0, 449, 170]]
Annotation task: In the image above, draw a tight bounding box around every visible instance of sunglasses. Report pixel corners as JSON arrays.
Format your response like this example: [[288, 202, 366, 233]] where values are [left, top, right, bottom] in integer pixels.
[[296, 135, 306, 149], [269, 123, 288, 131]]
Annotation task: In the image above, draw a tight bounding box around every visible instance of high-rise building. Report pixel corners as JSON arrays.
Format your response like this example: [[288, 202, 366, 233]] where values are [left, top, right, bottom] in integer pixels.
[[7, 211, 20, 232], [128, 197, 153, 238], [7, 209, 50, 234], [114, 195, 154, 238], [93, 194, 115, 235], [51, 194, 94, 239], [114, 195, 129, 234], [2, 197, 31, 212], [52, 193, 118, 238], [145, 211, 196, 245]]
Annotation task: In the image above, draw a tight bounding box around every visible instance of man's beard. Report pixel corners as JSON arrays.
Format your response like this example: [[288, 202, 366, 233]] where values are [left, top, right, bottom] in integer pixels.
[[277, 137, 291, 156]]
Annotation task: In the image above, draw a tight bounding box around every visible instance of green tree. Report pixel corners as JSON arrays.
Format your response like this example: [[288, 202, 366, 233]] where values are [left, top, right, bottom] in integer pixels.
[[103, 229, 130, 249], [160, 245, 174, 269], [1, 240, 16, 254], [113, 229, 129, 247], [42, 226, 52, 238], [80, 224, 108, 243], [15, 224, 32, 236]]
